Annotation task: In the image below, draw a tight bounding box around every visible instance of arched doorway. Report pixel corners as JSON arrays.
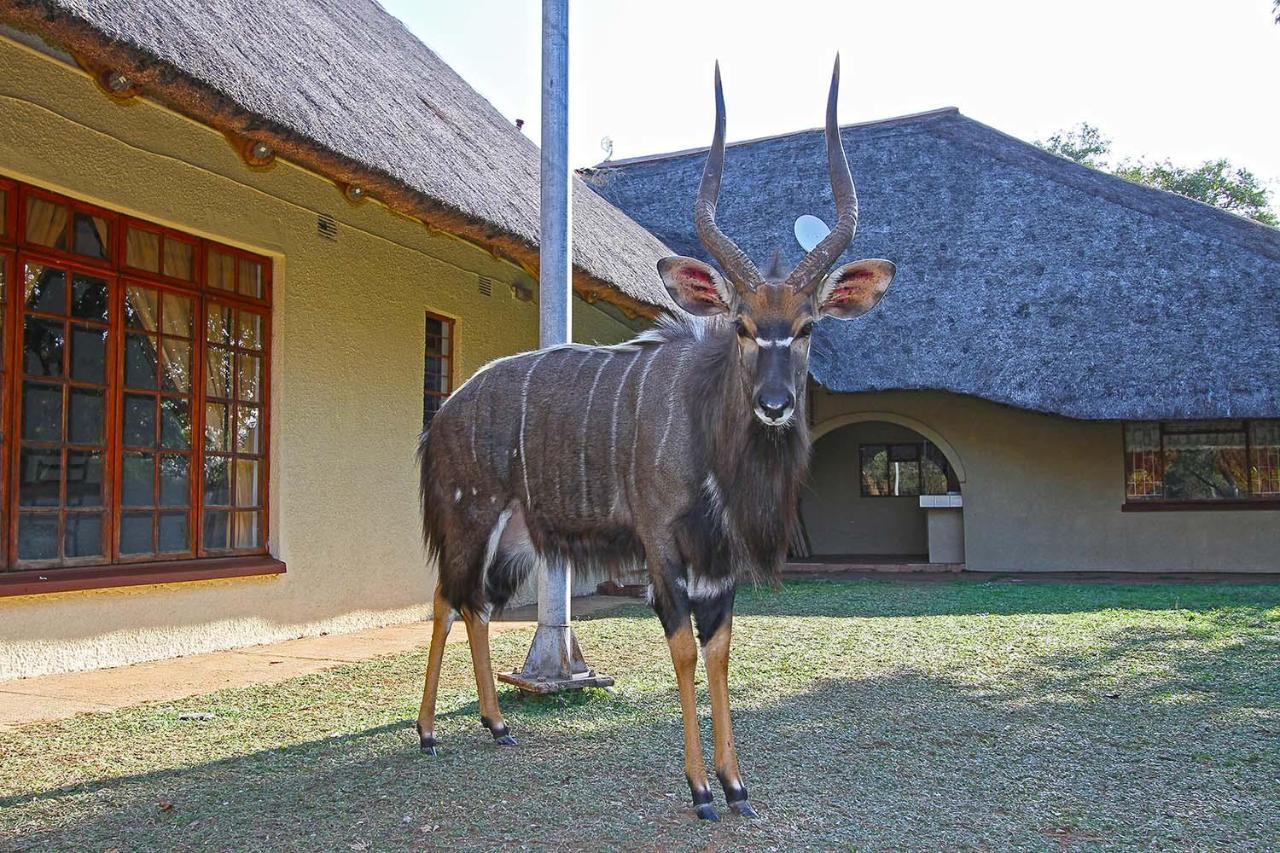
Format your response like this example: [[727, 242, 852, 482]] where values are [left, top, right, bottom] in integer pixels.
[[800, 414, 965, 563]]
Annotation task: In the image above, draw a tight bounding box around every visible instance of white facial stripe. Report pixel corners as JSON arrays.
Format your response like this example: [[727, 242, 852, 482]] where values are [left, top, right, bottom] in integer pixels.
[[753, 336, 795, 348]]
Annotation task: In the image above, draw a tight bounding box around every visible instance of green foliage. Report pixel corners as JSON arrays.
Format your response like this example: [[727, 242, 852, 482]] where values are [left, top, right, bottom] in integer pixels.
[[1036, 122, 1112, 169], [1115, 159, 1279, 226], [1036, 122, 1278, 226]]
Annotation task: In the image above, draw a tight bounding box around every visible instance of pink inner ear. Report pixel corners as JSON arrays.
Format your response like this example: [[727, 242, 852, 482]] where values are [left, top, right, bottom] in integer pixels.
[[682, 266, 713, 285]]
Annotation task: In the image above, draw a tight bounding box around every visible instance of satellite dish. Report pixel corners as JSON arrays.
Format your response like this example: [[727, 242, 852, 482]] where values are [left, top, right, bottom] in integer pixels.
[[794, 214, 831, 251]]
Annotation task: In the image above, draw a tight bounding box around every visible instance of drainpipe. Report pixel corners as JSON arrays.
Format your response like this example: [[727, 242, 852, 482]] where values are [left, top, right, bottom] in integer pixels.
[[498, 0, 612, 695]]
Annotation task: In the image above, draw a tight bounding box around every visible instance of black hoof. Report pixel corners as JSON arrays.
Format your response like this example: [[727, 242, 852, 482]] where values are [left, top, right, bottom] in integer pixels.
[[695, 803, 721, 822], [730, 801, 758, 818], [494, 733, 517, 746], [481, 716, 516, 745], [415, 722, 440, 756]]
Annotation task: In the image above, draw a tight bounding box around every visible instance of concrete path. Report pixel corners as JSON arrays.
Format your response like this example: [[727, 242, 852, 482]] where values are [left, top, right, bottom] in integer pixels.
[[0, 595, 630, 732]]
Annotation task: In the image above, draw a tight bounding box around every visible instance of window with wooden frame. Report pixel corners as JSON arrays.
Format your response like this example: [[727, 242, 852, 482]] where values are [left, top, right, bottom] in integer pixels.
[[859, 442, 958, 497], [423, 312, 454, 430], [1123, 420, 1280, 509], [0, 177, 275, 589]]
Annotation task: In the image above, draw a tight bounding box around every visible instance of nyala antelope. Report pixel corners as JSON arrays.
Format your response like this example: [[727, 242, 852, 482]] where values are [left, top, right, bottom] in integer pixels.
[[415, 57, 895, 821]]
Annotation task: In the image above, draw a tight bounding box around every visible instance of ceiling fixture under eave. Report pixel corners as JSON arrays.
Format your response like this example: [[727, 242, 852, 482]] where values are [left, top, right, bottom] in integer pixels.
[[343, 183, 367, 203]]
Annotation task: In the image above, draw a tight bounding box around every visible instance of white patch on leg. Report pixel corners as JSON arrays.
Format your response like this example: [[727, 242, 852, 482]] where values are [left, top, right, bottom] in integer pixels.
[[702, 474, 735, 536], [453, 488, 462, 503], [685, 567, 735, 602]]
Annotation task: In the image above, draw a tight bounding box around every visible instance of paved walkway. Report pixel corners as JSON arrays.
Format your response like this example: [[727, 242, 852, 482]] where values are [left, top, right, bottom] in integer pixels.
[[0, 595, 629, 732]]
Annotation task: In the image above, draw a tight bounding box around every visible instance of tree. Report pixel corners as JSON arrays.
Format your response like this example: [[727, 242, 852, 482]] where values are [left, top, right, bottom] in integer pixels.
[[1035, 123, 1278, 226], [1036, 123, 1111, 170]]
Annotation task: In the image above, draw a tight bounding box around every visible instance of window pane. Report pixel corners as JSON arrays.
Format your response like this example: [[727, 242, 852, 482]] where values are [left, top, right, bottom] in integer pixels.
[[70, 326, 107, 383], [24, 317, 65, 376], [120, 512, 154, 555], [124, 285, 159, 331], [163, 239, 195, 281], [203, 510, 231, 550], [234, 459, 260, 507], [922, 443, 956, 495], [860, 445, 888, 496], [234, 512, 261, 549], [204, 455, 230, 505], [24, 264, 66, 314], [206, 347, 232, 398], [1125, 423, 1163, 499], [238, 258, 263, 298], [72, 213, 109, 260], [237, 354, 260, 402], [236, 406, 260, 453], [160, 340, 192, 393], [123, 394, 156, 447], [126, 227, 160, 272], [159, 455, 190, 506], [18, 513, 59, 561], [207, 250, 235, 291], [66, 450, 103, 508], [67, 388, 105, 445], [237, 311, 262, 350], [124, 333, 158, 389], [64, 513, 103, 558], [122, 451, 155, 507], [207, 303, 232, 344], [162, 293, 193, 338], [71, 274, 109, 322], [21, 382, 62, 441], [18, 448, 61, 507], [1163, 430, 1248, 500], [160, 398, 191, 449], [889, 454, 921, 496], [158, 511, 189, 553], [1251, 421, 1280, 497], [205, 402, 230, 451], [25, 197, 68, 250]]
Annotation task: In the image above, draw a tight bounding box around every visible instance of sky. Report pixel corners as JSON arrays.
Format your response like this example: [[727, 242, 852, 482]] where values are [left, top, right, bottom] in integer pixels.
[[382, 1, 1280, 195]]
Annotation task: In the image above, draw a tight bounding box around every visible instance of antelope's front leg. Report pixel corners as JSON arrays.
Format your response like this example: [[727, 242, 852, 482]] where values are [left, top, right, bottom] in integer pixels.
[[652, 575, 718, 821], [694, 587, 756, 817]]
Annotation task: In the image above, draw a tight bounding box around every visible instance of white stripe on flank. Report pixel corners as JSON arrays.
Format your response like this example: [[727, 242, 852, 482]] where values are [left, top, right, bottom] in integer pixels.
[[628, 348, 662, 487], [518, 351, 551, 509], [579, 352, 614, 515], [654, 345, 691, 464], [468, 370, 489, 465], [608, 350, 643, 513]]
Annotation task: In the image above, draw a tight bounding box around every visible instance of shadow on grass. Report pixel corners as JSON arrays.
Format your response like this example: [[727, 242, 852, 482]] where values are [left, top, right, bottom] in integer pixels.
[[4, 602, 1277, 851]]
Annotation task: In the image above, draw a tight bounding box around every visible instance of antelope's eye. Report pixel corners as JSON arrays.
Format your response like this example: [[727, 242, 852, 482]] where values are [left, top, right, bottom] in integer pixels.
[[796, 320, 815, 338], [734, 318, 752, 339]]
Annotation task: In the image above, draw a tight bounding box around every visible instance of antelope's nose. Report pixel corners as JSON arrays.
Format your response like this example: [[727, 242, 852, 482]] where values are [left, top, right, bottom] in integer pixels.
[[756, 391, 794, 421]]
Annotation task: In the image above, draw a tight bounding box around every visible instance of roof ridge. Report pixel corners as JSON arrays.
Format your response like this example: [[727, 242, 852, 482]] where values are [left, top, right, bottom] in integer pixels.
[[586, 106, 960, 170], [923, 115, 1280, 262]]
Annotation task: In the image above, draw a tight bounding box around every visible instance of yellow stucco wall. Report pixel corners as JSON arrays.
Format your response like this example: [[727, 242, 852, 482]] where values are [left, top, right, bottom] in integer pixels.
[[0, 36, 637, 680], [810, 388, 1280, 573]]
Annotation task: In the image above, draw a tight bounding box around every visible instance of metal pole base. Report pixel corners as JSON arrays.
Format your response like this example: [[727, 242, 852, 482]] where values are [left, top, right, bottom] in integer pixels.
[[497, 624, 614, 695]]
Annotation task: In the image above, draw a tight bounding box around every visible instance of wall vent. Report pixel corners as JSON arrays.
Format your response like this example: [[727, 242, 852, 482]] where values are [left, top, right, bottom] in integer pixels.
[[477, 276, 494, 297], [317, 214, 338, 241]]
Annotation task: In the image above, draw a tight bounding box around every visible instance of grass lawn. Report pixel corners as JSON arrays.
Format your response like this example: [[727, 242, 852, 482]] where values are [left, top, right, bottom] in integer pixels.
[[2, 578, 1279, 851]]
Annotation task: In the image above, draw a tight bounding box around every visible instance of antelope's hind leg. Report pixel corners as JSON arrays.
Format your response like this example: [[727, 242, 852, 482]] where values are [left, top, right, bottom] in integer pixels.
[[416, 583, 455, 755], [462, 605, 516, 746], [693, 585, 757, 818]]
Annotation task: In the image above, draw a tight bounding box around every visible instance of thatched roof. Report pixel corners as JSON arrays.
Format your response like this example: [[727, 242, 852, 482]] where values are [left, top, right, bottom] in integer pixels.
[[585, 109, 1280, 420], [0, 0, 674, 316]]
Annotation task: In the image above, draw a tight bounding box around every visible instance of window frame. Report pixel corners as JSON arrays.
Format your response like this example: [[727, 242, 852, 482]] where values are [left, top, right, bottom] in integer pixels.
[[1121, 419, 1280, 512], [0, 177, 282, 594], [423, 311, 455, 430]]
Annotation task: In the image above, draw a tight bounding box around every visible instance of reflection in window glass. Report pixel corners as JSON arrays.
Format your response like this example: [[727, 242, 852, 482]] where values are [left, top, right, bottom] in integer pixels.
[[25, 197, 68, 250], [423, 314, 453, 429], [860, 442, 957, 498], [1124, 420, 1280, 503], [72, 213, 109, 260]]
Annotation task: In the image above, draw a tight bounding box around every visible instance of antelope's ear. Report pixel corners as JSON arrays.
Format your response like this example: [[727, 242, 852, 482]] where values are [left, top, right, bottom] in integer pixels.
[[657, 256, 735, 317], [816, 259, 896, 320]]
